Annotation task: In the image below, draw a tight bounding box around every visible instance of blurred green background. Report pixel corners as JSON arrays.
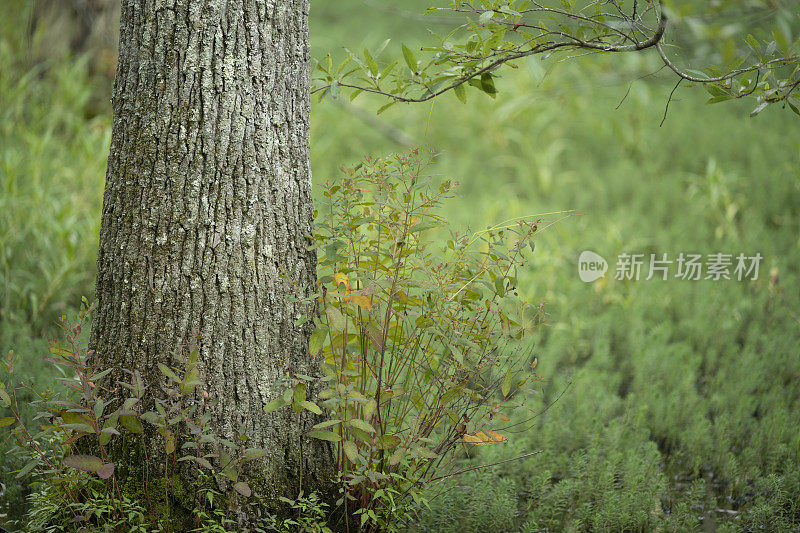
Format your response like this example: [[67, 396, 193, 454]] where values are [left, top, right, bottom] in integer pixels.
[[2, 0, 799, 530]]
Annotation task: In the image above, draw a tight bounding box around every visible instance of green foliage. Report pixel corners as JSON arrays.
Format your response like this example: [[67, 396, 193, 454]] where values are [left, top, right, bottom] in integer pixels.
[[412, 472, 519, 532], [0, 305, 268, 531], [0, 6, 110, 517], [262, 493, 332, 533], [312, 0, 800, 116], [0, 1, 109, 337], [313, 16, 799, 527]]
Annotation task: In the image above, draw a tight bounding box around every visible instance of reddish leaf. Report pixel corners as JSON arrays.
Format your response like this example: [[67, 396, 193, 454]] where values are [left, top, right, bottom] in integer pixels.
[[233, 481, 252, 497], [96, 463, 115, 479], [63, 454, 104, 473]]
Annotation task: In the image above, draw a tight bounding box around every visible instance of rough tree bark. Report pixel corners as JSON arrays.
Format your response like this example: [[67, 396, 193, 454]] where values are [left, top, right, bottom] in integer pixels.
[[89, 0, 335, 520]]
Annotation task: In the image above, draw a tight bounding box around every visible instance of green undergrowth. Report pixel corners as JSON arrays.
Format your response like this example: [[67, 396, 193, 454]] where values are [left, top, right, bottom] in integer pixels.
[[311, 7, 799, 531]]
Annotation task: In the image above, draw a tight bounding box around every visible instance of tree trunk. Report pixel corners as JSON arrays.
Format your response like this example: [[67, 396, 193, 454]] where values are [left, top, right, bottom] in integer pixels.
[[90, 0, 335, 520]]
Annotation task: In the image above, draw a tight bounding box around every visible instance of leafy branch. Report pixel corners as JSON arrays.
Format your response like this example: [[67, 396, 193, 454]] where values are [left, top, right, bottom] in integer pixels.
[[312, 0, 800, 116]]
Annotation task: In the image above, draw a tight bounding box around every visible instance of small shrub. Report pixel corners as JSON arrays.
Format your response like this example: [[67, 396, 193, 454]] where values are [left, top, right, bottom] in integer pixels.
[[269, 149, 544, 531]]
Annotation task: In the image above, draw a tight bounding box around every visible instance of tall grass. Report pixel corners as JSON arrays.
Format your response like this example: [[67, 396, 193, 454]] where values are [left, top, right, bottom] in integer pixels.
[[0, 3, 110, 521], [0, 6, 110, 338]]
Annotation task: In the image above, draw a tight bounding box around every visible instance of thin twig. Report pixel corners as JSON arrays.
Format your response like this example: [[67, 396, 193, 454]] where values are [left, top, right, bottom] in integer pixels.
[[660, 77, 682, 126], [429, 450, 543, 482]]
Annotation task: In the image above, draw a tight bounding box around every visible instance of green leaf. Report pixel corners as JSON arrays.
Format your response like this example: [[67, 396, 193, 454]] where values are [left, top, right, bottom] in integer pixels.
[[363, 399, 377, 420], [308, 430, 341, 442], [263, 397, 288, 414], [750, 101, 768, 117], [100, 416, 119, 445], [501, 369, 513, 397], [299, 400, 322, 415], [483, 27, 506, 56], [91, 368, 113, 384], [495, 276, 505, 297], [389, 447, 406, 466], [119, 415, 143, 434], [242, 448, 268, 461], [343, 440, 358, 462], [415, 446, 438, 459], [376, 434, 401, 450], [449, 344, 464, 364], [221, 451, 238, 481], [480, 72, 497, 96], [326, 306, 346, 331], [140, 411, 160, 425], [48, 345, 74, 359], [410, 221, 442, 233], [0, 416, 15, 427], [479, 10, 494, 24], [363, 47, 378, 76], [158, 363, 179, 383], [348, 419, 375, 434], [313, 419, 342, 429], [62, 423, 95, 433], [16, 456, 41, 478], [440, 386, 463, 405], [402, 44, 418, 72], [454, 83, 467, 104], [330, 80, 341, 100], [180, 366, 200, 395], [309, 326, 329, 357], [377, 100, 397, 115]]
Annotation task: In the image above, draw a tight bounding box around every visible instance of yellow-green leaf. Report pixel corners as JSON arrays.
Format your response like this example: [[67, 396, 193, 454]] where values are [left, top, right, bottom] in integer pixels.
[[263, 397, 287, 414], [349, 294, 372, 310], [326, 306, 346, 331], [0, 388, 11, 407], [308, 430, 341, 442], [454, 83, 467, 104], [389, 447, 406, 466], [348, 419, 375, 434], [294, 383, 307, 404], [343, 440, 358, 463], [309, 326, 329, 357], [376, 434, 401, 450], [402, 44, 418, 72], [501, 369, 512, 397], [299, 400, 322, 415]]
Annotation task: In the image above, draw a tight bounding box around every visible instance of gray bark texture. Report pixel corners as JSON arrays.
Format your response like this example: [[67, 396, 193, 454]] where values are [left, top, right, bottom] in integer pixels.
[[89, 0, 335, 520]]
